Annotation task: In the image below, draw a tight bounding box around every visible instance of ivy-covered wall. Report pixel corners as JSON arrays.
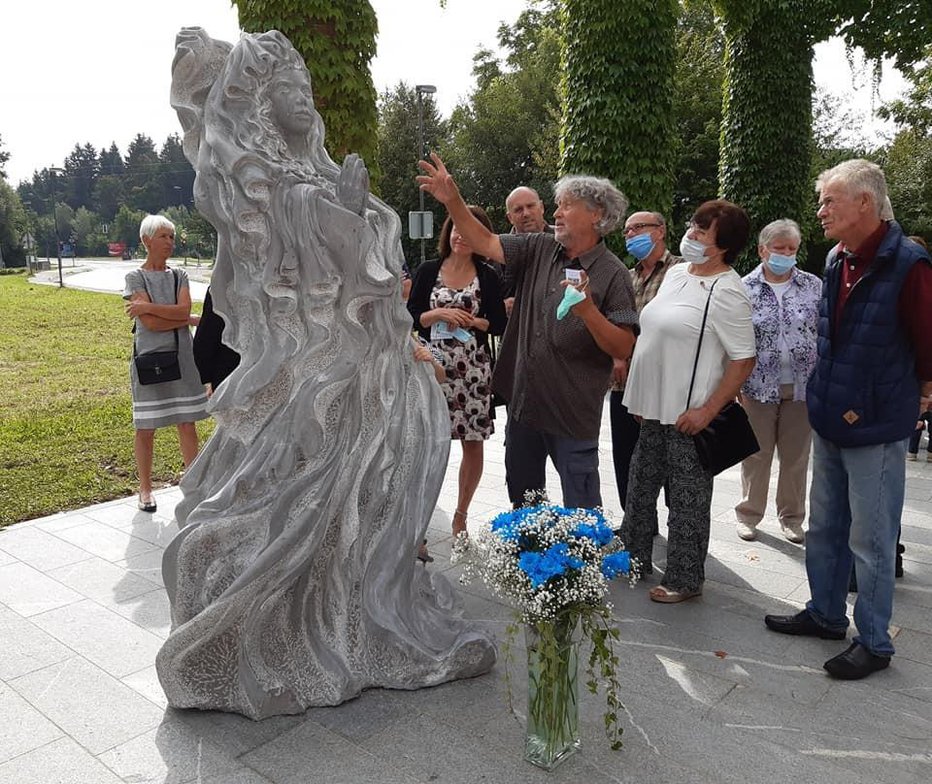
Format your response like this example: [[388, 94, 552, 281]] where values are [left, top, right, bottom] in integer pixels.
[[234, 0, 380, 181], [560, 0, 678, 226], [718, 4, 815, 271]]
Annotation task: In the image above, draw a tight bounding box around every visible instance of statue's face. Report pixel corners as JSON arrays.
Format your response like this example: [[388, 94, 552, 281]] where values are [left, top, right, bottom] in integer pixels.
[[270, 70, 315, 139]]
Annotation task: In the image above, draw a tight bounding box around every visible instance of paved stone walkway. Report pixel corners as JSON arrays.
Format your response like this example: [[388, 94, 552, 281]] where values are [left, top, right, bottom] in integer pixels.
[[1, 408, 931, 783]]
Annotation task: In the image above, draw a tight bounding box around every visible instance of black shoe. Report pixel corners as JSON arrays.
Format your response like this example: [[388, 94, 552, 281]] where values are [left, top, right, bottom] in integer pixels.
[[823, 642, 890, 680], [137, 496, 157, 513], [764, 609, 846, 640], [416, 539, 434, 564]]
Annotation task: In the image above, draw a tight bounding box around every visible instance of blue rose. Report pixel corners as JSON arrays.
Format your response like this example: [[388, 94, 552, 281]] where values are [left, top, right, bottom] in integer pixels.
[[519, 542, 586, 588], [601, 551, 631, 580], [573, 521, 613, 546]]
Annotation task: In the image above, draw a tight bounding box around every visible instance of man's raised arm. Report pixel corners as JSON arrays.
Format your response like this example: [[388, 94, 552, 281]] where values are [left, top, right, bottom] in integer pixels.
[[416, 153, 505, 264]]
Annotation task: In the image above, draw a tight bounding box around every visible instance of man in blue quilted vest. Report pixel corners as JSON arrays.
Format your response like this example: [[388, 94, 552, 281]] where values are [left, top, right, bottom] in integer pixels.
[[764, 159, 932, 680]]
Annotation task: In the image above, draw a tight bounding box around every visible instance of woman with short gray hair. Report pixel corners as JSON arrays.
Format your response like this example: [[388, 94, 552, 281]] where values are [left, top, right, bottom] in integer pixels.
[[735, 218, 821, 543], [124, 215, 207, 512]]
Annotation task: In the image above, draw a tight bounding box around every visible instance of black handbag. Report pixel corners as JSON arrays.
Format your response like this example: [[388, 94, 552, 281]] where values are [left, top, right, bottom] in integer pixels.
[[133, 269, 182, 385], [686, 278, 759, 475]]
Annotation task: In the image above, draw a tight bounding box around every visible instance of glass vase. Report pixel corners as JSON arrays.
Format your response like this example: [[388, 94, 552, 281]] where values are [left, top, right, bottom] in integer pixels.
[[524, 612, 581, 770]]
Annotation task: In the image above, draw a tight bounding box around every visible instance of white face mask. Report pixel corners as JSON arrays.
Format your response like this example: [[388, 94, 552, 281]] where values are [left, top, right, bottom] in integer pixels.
[[680, 234, 710, 265]]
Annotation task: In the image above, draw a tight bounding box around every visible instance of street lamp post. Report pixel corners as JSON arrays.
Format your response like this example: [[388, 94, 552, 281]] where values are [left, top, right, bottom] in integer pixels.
[[49, 168, 64, 288], [415, 84, 436, 266]]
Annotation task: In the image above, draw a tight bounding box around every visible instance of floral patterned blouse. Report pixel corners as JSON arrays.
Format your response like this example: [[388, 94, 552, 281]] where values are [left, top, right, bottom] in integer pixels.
[[741, 263, 822, 404]]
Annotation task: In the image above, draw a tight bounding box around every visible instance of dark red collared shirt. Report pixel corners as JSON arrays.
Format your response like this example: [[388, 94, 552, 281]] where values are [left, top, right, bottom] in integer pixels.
[[834, 222, 932, 380]]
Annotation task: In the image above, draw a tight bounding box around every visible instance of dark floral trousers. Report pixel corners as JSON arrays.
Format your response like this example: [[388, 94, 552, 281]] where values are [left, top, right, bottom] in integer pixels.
[[619, 419, 713, 593]]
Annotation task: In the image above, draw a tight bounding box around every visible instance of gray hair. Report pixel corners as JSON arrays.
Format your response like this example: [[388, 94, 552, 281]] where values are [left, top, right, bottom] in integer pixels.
[[553, 175, 628, 236], [880, 195, 895, 221], [815, 159, 888, 219], [758, 218, 801, 248], [139, 214, 176, 241]]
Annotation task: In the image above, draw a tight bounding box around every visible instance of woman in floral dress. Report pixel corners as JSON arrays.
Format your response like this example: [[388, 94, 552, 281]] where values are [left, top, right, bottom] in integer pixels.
[[408, 206, 507, 536]]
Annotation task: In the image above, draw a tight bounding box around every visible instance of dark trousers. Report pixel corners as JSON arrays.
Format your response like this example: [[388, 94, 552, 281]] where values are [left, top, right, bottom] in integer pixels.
[[610, 390, 668, 518], [908, 412, 932, 454], [609, 391, 640, 511], [505, 416, 602, 508]]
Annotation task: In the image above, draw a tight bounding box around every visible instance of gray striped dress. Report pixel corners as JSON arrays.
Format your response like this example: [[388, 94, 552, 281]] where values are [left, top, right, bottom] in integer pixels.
[[124, 267, 209, 430]]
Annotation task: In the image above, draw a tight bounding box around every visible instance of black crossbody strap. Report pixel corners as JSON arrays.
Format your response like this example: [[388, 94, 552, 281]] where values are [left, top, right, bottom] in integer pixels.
[[686, 277, 720, 410], [133, 268, 179, 358]]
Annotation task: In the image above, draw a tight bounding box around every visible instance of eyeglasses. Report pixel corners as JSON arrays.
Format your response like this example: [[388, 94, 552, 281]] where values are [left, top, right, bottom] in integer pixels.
[[622, 223, 661, 235]]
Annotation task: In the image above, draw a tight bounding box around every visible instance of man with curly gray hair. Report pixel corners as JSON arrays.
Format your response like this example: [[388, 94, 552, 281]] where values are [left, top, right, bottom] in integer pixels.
[[418, 154, 637, 510]]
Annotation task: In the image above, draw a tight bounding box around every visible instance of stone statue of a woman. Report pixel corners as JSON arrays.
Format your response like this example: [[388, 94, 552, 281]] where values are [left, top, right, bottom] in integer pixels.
[[156, 28, 495, 720]]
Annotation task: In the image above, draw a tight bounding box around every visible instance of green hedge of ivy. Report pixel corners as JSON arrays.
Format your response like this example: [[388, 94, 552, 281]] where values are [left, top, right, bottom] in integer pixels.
[[718, 4, 815, 271], [560, 0, 678, 234]]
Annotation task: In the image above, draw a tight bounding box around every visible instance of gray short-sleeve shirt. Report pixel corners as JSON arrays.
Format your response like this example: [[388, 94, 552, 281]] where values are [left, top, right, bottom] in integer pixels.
[[493, 233, 638, 440], [124, 268, 188, 354]]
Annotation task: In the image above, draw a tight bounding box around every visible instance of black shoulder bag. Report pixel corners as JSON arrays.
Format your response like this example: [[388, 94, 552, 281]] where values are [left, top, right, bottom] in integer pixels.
[[133, 269, 182, 385], [686, 278, 759, 475]]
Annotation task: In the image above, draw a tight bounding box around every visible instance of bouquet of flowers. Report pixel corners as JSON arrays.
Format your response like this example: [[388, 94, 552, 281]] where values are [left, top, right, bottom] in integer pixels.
[[452, 498, 637, 769]]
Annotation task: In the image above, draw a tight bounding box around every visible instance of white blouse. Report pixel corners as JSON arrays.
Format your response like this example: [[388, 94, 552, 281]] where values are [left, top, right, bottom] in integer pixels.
[[623, 264, 755, 425]]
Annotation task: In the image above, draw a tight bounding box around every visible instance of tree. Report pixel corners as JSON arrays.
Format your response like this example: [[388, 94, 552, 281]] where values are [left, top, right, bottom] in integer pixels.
[[112, 204, 145, 250], [158, 133, 195, 210], [98, 142, 125, 177], [0, 179, 28, 266], [376, 83, 445, 265], [124, 134, 161, 213], [442, 2, 563, 227], [880, 47, 932, 240], [671, 1, 726, 236], [0, 134, 9, 180], [234, 0, 380, 179], [879, 47, 932, 133], [92, 176, 125, 222], [561, 0, 679, 231], [71, 207, 104, 256], [713, 0, 931, 271], [63, 143, 99, 211], [884, 129, 932, 239]]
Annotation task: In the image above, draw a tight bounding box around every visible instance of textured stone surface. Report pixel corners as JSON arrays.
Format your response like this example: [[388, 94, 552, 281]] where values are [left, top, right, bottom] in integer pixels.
[[0, 561, 83, 616], [10, 658, 163, 754], [0, 738, 124, 784], [0, 682, 63, 764], [154, 27, 494, 720], [30, 599, 164, 678]]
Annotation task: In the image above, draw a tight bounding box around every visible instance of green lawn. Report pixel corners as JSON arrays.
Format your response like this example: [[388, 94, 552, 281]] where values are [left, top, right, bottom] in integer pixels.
[[0, 273, 212, 527]]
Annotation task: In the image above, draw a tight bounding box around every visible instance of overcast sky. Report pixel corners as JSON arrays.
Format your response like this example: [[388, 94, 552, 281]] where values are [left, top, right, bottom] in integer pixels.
[[0, 0, 906, 186]]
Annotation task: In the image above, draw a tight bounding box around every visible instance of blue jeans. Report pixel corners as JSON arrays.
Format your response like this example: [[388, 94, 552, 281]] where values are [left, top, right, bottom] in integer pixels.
[[805, 432, 906, 656]]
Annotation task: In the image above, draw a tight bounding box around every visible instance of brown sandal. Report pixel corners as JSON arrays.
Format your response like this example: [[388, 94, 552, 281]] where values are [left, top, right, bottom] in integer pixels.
[[649, 585, 702, 604]]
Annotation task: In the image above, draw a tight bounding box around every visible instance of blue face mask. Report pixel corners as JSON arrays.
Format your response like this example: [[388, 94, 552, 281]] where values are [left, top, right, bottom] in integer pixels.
[[765, 252, 797, 276], [625, 233, 655, 261]]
